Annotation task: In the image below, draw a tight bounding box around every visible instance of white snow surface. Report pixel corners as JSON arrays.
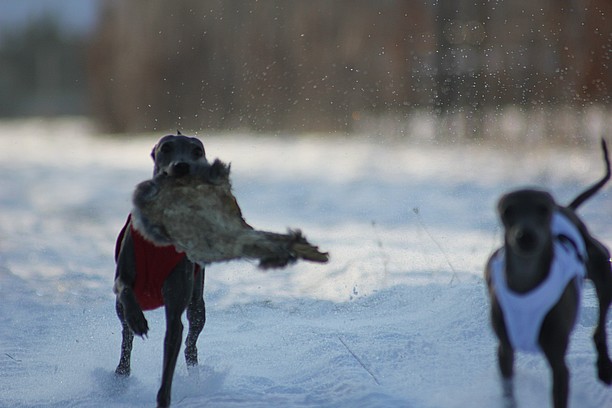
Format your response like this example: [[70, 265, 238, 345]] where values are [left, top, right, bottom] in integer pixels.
[[0, 118, 611, 407]]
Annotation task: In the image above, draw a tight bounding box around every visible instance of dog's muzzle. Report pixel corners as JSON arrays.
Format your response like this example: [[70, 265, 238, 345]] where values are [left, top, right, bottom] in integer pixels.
[[508, 225, 541, 255], [168, 162, 190, 177]]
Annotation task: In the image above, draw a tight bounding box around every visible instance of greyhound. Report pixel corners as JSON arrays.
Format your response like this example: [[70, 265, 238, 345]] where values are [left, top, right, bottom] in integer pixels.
[[113, 133, 207, 408], [485, 139, 612, 408]]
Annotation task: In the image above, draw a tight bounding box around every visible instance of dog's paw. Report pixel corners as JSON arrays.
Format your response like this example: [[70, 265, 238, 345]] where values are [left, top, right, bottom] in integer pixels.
[[597, 356, 612, 385], [185, 345, 199, 367], [118, 289, 149, 337], [502, 379, 517, 408], [125, 308, 149, 338], [115, 364, 131, 377]]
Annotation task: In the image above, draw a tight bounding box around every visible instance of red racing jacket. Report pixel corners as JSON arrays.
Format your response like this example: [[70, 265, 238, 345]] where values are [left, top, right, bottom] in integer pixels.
[[115, 215, 200, 311]]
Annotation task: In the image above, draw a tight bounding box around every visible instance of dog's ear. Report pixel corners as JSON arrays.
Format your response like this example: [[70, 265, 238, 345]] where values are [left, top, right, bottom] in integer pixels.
[[177, 130, 183, 136], [497, 196, 507, 217], [497, 196, 514, 225], [151, 144, 157, 161]]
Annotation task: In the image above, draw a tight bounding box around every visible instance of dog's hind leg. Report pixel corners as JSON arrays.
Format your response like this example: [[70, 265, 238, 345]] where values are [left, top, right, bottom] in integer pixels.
[[587, 240, 612, 384], [115, 300, 134, 376], [185, 265, 206, 367]]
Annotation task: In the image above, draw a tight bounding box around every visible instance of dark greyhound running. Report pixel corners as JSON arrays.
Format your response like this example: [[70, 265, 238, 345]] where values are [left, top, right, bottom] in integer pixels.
[[113, 133, 207, 408], [485, 139, 612, 408]]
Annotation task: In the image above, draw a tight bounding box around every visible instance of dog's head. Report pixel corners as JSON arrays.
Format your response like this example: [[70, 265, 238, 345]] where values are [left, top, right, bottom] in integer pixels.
[[497, 189, 555, 257], [151, 132, 207, 177]]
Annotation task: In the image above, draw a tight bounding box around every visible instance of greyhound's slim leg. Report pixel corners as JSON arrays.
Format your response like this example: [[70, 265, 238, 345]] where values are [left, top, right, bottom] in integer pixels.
[[542, 349, 570, 408], [498, 342, 516, 408], [498, 343, 514, 390], [587, 241, 612, 384], [539, 289, 576, 408], [541, 324, 570, 408], [157, 310, 183, 408], [185, 265, 206, 367], [490, 300, 516, 406], [114, 229, 141, 375], [115, 230, 149, 337], [157, 259, 194, 408], [115, 300, 134, 376]]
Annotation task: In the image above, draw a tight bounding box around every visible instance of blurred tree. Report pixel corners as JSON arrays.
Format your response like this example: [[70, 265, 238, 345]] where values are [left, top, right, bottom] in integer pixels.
[[579, 0, 612, 103], [88, 0, 610, 136], [0, 15, 88, 117], [88, 0, 433, 133]]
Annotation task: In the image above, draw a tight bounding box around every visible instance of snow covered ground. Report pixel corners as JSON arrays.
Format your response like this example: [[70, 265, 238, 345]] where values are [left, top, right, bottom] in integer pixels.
[[0, 118, 611, 407]]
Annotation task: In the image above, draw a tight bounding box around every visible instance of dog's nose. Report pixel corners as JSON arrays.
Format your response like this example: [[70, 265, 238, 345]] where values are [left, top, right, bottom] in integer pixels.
[[171, 162, 190, 176], [514, 227, 538, 252]]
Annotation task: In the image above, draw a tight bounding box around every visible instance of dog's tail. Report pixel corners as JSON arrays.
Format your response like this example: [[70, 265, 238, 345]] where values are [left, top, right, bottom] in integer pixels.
[[568, 138, 610, 211]]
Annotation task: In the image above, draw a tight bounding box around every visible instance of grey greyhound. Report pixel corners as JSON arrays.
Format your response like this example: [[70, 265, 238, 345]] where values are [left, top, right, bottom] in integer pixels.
[[113, 133, 207, 408], [485, 139, 612, 408]]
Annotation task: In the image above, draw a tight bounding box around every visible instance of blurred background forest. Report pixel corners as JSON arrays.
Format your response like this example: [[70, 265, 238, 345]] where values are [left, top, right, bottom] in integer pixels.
[[0, 0, 610, 141]]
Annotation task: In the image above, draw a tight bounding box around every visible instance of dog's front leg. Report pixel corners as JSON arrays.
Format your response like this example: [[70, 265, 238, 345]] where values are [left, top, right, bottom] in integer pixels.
[[540, 293, 575, 408], [115, 285, 149, 336], [542, 350, 569, 408], [114, 226, 149, 377], [498, 342, 517, 408], [157, 259, 194, 408], [114, 231, 149, 337], [157, 310, 183, 408], [498, 343, 515, 396], [490, 300, 516, 407]]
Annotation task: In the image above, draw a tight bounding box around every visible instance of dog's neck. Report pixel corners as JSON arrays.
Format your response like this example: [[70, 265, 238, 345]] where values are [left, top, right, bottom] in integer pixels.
[[503, 241, 554, 294]]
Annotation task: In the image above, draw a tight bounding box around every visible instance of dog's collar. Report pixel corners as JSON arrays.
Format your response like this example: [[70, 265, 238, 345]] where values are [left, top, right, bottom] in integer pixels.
[[556, 233, 586, 264], [551, 211, 587, 263]]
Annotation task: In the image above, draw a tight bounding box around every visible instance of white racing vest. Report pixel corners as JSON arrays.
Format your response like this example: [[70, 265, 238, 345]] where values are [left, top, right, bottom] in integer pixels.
[[490, 212, 587, 353]]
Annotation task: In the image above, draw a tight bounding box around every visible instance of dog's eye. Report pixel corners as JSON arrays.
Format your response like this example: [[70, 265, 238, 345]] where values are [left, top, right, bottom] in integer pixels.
[[501, 206, 515, 222], [193, 147, 204, 158], [160, 143, 173, 154]]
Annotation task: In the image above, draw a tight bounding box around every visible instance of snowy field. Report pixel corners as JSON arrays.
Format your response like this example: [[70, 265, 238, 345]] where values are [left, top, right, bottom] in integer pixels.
[[0, 118, 611, 408]]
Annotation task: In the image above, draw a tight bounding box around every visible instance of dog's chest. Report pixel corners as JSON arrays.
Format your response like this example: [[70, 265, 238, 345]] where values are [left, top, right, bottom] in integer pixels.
[[490, 212, 587, 353], [117, 215, 190, 310]]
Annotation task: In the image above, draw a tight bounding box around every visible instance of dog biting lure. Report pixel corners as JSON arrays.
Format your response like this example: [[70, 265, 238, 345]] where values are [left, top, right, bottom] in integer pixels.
[[116, 134, 328, 407], [131, 158, 329, 269], [114, 134, 209, 408]]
